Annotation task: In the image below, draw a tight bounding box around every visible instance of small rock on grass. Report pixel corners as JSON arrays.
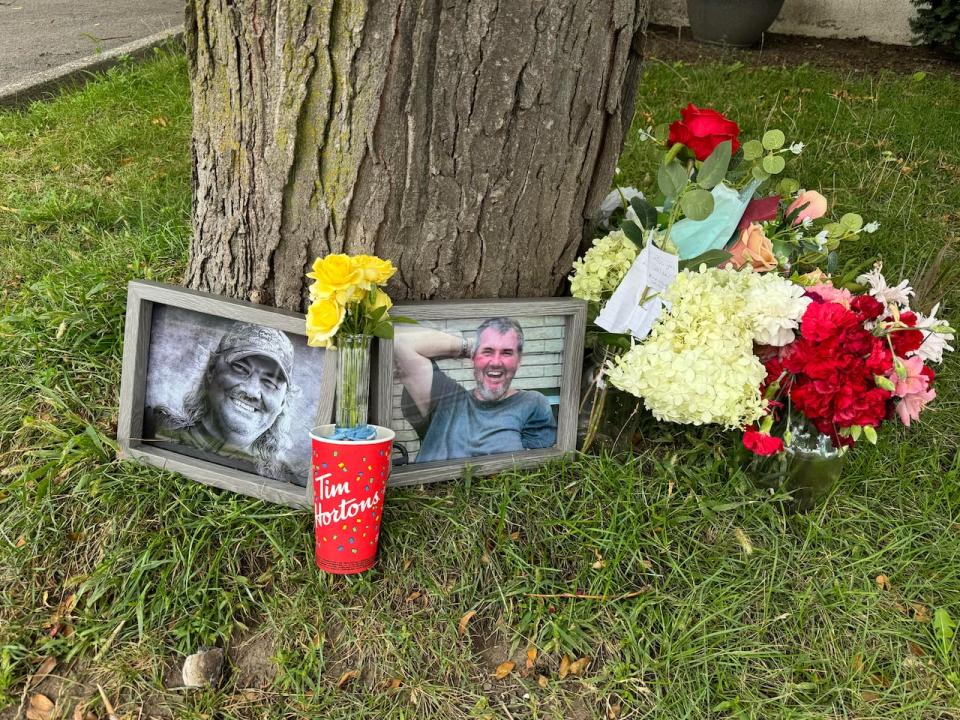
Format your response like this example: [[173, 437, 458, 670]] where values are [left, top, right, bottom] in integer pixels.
[[182, 648, 224, 688]]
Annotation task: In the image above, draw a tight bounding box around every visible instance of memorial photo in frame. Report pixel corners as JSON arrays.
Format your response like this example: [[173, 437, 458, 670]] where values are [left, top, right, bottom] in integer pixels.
[[377, 298, 587, 486], [118, 280, 336, 508]]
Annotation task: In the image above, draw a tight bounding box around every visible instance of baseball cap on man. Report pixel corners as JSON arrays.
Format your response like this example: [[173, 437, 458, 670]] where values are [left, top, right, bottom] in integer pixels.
[[216, 322, 295, 384]]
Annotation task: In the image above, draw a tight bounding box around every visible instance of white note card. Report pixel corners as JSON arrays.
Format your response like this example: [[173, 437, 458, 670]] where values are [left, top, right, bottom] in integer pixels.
[[595, 244, 678, 340]]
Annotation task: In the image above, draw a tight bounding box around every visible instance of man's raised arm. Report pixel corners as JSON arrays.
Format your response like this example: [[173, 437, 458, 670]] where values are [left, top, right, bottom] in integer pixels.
[[393, 326, 469, 417]]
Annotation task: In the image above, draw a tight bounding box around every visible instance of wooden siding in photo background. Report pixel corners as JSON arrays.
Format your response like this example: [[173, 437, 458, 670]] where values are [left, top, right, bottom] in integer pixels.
[[391, 315, 565, 462]]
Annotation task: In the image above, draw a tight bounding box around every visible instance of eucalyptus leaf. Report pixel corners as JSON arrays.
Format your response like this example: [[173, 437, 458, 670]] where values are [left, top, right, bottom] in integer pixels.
[[751, 165, 770, 182], [840, 212, 864, 231], [825, 222, 845, 237], [658, 160, 689, 199], [742, 140, 764, 161], [629, 196, 659, 231], [697, 140, 732, 189], [762, 129, 786, 150], [762, 154, 786, 175], [778, 177, 800, 195], [678, 249, 732, 271], [680, 188, 715, 221], [620, 220, 645, 249]]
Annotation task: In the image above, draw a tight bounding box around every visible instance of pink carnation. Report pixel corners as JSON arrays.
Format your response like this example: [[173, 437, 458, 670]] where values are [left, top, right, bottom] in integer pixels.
[[808, 283, 853, 308]]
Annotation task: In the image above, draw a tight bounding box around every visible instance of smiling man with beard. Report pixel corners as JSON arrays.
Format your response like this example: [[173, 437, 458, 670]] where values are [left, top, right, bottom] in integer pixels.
[[145, 322, 302, 483], [394, 318, 557, 463]]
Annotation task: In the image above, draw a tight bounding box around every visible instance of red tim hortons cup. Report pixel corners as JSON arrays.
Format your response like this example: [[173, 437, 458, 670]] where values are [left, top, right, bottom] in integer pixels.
[[310, 424, 395, 574]]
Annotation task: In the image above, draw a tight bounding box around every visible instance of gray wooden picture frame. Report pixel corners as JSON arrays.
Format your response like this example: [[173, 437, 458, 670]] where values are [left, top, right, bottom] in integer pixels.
[[377, 298, 587, 487], [117, 280, 336, 508]]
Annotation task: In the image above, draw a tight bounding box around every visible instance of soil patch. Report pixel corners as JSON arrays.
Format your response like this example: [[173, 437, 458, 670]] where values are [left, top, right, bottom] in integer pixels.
[[646, 24, 960, 77]]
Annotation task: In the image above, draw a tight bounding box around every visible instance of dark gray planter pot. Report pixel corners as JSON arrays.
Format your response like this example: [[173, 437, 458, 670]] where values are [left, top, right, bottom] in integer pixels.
[[686, 0, 786, 48]]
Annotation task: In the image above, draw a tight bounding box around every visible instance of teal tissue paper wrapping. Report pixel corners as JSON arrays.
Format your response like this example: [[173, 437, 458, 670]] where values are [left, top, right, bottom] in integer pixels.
[[669, 179, 763, 260]]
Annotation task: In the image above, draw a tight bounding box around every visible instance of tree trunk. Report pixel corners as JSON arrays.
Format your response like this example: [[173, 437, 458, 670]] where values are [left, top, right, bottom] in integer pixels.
[[185, 0, 649, 310]]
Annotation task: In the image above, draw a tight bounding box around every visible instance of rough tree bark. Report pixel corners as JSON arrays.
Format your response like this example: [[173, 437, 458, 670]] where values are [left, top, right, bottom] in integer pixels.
[[185, 0, 649, 310]]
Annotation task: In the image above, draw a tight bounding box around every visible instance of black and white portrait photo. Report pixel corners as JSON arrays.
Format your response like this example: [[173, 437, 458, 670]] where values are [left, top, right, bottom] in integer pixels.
[[141, 305, 328, 486], [391, 315, 564, 464]]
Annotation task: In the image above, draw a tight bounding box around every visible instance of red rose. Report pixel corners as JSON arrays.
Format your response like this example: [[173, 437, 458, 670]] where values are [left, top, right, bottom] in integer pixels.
[[743, 428, 784, 456], [667, 104, 741, 161]]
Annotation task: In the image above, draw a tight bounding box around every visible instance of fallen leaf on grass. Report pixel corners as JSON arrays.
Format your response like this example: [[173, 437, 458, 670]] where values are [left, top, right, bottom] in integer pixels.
[[537, 674, 548, 689], [337, 670, 359, 689], [851, 653, 864, 673], [31, 657, 57, 686], [525, 646, 537, 670], [559, 654, 571, 679], [457, 610, 477, 636], [607, 702, 622, 719], [861, 690, 879, 703], [591, 550, 606, 570], [908, 641, 925, 657], [404, 590, 422, 603], [568, 657, 590, 676], [151, 116, 168, 127], [909, 602, 930, 622], [26, 694, 54, 720], [382, 677, 402, 692], [509, 531, 521, 541], [15, 535, 26, 548], [493, 661, 515, 680], [876, 575, 891, 591]]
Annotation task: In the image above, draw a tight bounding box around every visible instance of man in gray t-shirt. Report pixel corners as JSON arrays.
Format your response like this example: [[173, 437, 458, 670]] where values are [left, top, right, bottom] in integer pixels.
[[394, 318, 557, 463]]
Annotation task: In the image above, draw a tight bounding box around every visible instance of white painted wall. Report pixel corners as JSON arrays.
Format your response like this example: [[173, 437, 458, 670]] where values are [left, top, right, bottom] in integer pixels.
[[651, 0, 917, 46]]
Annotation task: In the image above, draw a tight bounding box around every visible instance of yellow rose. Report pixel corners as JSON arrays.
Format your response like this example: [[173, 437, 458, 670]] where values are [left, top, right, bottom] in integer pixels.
[[728, 223, 778, 272], [353, 254, 396, 285], [305, 297, 345, 347], [307, 254, 364, 302], [366, 288, 393, 313]]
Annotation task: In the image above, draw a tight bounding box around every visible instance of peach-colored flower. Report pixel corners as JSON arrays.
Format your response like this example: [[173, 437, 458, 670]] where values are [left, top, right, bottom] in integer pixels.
[[786, 190, 828, 225], [727, 223, 778, 272], [796, 268, 828, 286]]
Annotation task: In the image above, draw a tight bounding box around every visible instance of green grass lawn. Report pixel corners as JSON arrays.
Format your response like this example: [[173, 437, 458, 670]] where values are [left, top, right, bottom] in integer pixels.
[[1, 46, 959, 720]]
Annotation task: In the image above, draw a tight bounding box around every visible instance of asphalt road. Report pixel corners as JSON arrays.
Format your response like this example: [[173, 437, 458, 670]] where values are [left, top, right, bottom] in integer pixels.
[[0, 0, 184, 87]]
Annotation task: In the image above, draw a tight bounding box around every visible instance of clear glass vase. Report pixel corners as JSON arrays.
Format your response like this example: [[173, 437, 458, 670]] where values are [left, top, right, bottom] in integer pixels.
[[745, 418, 846, 511], [782, 421, 845, 512], [335, 334, 371, 430]]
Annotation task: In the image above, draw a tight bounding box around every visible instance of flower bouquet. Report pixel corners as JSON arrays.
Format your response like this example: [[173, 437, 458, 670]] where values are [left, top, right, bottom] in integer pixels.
[[570, 103, 954, 505], [305, 253, 398, 431]]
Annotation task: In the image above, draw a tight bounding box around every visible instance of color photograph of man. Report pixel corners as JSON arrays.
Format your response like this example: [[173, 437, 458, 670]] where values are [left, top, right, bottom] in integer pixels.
[[145, 321, 301, 483], [393, 317, 557, 463]]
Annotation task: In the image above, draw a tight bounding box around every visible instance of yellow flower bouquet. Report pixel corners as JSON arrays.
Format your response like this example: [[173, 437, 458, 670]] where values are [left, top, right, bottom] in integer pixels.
[[305, 254, 402, 430], [305, 254, 397, 348]]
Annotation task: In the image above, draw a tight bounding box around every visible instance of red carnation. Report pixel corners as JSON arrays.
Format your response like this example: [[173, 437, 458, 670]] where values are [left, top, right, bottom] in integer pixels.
[[891, 311, 924, 356], [667, 104, 741, 161], [743, 428, 784, 456], [800, 301, 861, 343], [850, 294, 884, 322]]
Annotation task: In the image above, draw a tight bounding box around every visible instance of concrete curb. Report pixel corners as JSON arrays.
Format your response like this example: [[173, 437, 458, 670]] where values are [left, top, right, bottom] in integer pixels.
[[0, 26, 185, 109]]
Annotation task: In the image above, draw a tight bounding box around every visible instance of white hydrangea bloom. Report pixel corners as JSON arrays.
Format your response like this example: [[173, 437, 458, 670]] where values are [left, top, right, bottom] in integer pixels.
[[789, 142, 805, 155], [568, 230, 638, 303], [863, 221, 880, 234]]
